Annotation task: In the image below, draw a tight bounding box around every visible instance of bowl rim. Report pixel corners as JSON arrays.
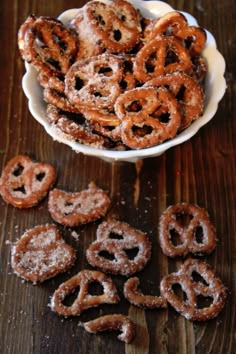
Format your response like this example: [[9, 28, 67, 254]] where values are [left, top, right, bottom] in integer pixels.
[[22, 0, 227, 162]]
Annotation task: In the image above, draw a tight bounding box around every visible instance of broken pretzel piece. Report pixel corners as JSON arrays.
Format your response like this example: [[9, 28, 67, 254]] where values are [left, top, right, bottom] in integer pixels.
[[82, 314, 135, 343]]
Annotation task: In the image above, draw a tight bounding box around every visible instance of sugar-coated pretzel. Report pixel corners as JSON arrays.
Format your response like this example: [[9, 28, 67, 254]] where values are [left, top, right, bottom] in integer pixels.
[[160, 258, 227, 321], [145, 72, 204, 130], [81, 107, 121, 127], [144, 11, 206, 56], [91, 123, 123, 145], [83, 0, 141, 53], [82, 314, 135, 343], [43, 87, 81, 113], [159, 203, 216, 257], [18, 15, 78, 75], [46, 105, 125, 150], [46, 104, 110, 149], [0, 155, 56, 208], [133, 36, 192, 83], [86, 220, 151, 276], [65, 54, 124, 110], [69, 8, 104, 60], [37, 71, 65, 94], [124, 277, 167, 309], [11, 224, 76, 283], [48, 182, 111, 227], [50, 269, 119, 317], [115, 86, 181, 149]]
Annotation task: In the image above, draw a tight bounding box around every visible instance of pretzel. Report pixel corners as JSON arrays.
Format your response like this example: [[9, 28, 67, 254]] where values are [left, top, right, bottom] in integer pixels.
[[69, 8, 104, 60], [82, 314, 135, 343], [144, 72, 204, 130], [50, 269, 119, 317], [0, 155, 56, 208], [159, 203, 217, 257], [91, 122, 123, 144], [18, 15, 78, 75], [144, 11, 206, 56], [37, 72, 65, 94], [133, 36, 192, 83], [43, 87, 81, 113], [115, 86, 181, 149], [11, 224, 76, 283], [160, 258, 227, 321], [86, 220, 151, 276], [83, 0, 141, 53], [48, 182, 111, 227], [65, 54, 124, 110], [123, 277, 167, 309], [18, 15, 36, 58], [81, 107, 121, 127], [46, 104, 111, 149]]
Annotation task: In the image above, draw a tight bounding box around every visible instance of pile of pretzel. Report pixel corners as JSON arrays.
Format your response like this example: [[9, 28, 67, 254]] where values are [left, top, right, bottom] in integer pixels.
[[18, 0, 207, 150], [0, 154, 227, 343]]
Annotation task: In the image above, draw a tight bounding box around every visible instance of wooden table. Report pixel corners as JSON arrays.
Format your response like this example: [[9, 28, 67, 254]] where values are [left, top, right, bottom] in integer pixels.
[[0, 0, 235, 353]]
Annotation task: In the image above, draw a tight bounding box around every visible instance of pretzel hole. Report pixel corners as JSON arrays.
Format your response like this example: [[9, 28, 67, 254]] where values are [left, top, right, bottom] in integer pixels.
[[169, 228, 182, 246], [13, 163, 24, 177], [95, 14, 106, 27], [127, 100, 143, 112], [132, 125, 153, 137], [88, 281, 105, 296], [172, 283, 188, 302], [123, 60, 133, 72], [64, 201, 73, 207], [36, 172, 46, 182], [35, 35, 45, 48], [176, 212, 193, 227], [99, 250, 115, 261], [66, 111, 86, 125], [196, 294, 213, 309], [13, 185, 26, 194], [46, 58, 61, 72], [176, 85, 186, 101], [63, 201, 77, 215], [165, 50, 179, 66], [94, 91, 103, 97], [163, 26, 174, 36], [124, 247, 139, 260], [52, 34, 67, 51], [117, 13, 127, 22], [158, 113, 171, 124], [75, 77, 84, 90], [62, 287, 80, 307], [113, 29, 122, 42], [119, 79, 128, 90], [185, 36, 196, 50], [109, 232, 123, 240], [145, 53, 157, 73], [192, 271, 209, 286], [97, 66, 113, 76], [194, 226, 204, 244]]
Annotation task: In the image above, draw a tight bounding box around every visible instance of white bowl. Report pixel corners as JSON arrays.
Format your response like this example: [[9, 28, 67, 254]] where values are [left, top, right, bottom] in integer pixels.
[[22, 0, 226, 163]]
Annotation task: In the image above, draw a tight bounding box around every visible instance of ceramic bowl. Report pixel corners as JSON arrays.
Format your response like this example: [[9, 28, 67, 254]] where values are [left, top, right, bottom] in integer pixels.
[[22, 0, 226, 162]]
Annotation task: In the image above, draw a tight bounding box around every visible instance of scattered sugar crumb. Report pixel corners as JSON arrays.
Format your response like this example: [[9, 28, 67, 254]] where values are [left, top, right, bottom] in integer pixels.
[[71, 230, 80, 240]]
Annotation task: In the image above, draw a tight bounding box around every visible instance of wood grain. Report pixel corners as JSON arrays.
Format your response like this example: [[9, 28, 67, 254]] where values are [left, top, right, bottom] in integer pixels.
[[0, 1, 235, 353]]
